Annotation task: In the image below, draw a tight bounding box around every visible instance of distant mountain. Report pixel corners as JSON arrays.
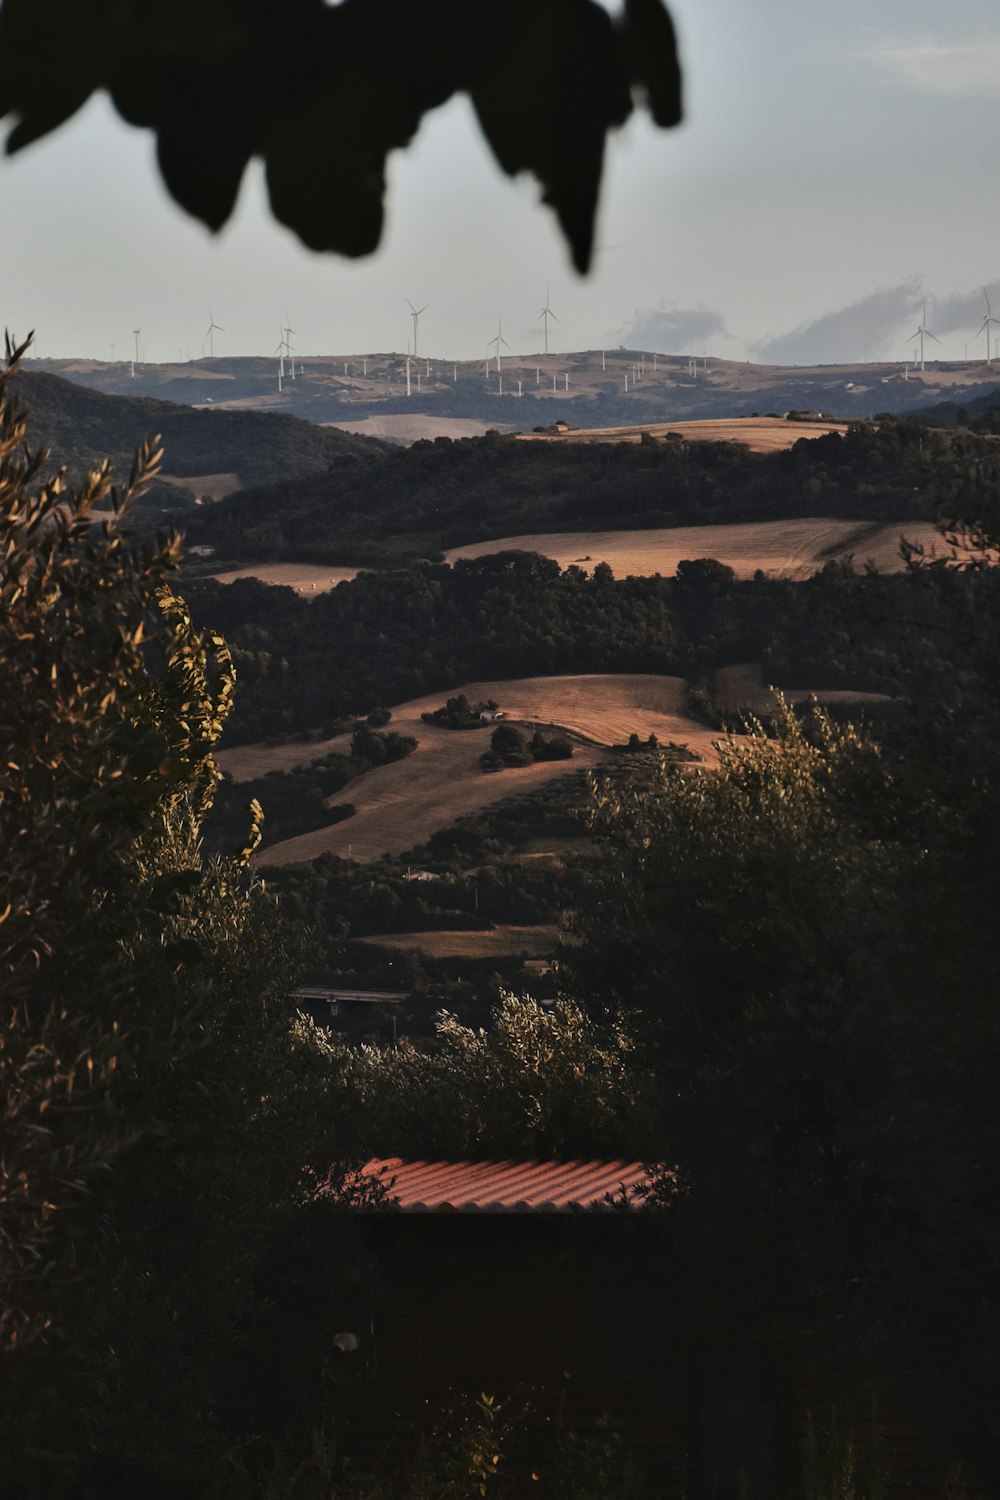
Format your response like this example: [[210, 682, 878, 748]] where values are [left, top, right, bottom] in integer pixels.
[[13, 370, 384, 512], [35, 350, 1000, 430]]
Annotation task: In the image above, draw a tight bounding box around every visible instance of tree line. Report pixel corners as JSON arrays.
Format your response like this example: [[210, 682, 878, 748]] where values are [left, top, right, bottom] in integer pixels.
[[181, 415, 971, 566]]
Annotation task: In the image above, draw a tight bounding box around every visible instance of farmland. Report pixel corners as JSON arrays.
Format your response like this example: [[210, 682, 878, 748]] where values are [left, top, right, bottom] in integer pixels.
[[219, 674, 720, 865], [445, 518, 942, 581], [517, 415, 850, 451]]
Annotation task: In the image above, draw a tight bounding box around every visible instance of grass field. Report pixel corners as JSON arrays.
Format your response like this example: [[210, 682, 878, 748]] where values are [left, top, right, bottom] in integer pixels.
[[161, 471, 241, 501], [211, 561, 359, 593], [356, 925, 563, 959], [715, 662, 892, 718], [228, 673, 725, 867], [517, 415, 849, 451], [324, 414, 517, 443], [445, 518, 942, 580]]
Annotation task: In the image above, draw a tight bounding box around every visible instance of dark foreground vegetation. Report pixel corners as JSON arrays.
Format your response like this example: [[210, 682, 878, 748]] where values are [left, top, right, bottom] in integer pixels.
[[5, 346, 1000, 1497]]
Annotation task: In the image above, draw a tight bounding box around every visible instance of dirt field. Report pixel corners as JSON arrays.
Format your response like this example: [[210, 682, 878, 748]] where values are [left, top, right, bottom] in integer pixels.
[[211, 562, 359, 593], [356, 925, 562, 959], [445, 519, 942, 581], [238, 674, 726, 866], [517, 415, 849, 452]]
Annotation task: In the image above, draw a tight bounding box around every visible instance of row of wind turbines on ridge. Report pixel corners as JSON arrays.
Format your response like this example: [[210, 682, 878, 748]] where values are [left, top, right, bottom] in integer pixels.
[[908, 291, 1000, 371]]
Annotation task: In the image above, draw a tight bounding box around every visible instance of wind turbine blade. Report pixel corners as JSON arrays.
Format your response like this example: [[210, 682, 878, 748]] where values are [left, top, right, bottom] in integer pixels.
[[406, 299, 415, 313], [926, 331, 941, 344], [986, 289, 993, 317], [550, 310, 560, 323]]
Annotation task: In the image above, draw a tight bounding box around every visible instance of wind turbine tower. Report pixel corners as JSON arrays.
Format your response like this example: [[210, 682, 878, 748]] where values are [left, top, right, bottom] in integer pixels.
[[205, 309, 224, 359], [132, 327, 141, 376], [907, 301, 939, 372], [488, 319, 511, 372], [538, 285, 559, 356], [407, 300, 428, 359], [979, 289, 999, 366]]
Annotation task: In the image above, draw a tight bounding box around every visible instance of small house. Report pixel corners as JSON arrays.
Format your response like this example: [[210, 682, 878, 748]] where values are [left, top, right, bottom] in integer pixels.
[[326, 1158, 981, 1499]]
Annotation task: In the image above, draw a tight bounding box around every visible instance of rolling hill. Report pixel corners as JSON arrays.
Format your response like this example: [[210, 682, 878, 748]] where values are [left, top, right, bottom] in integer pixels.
[[13, 369, 384, 511]]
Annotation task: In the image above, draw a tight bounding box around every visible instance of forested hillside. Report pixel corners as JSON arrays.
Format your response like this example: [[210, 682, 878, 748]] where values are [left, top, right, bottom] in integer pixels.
[[187, 552, 922, 745], [14, 369, 382, 495], [182, 417, 975, 565]]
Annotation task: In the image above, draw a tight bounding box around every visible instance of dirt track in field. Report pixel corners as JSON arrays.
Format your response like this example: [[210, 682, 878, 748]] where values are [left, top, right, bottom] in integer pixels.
[[248, 674, 723, 866], [445, 519, 942, 580]]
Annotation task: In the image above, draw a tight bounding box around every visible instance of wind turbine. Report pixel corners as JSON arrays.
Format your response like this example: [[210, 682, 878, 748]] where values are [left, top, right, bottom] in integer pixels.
[[274, 326, 287, 380], [407, 300, 428, 359], [131, 327, 141, 376], [205, 309, 224, 358], [538, 285, 559, 356], [487, 319, 510, 372], [978, 289, 999, 367], [283, 323, 297, 378], [907, 300, 939, 372]]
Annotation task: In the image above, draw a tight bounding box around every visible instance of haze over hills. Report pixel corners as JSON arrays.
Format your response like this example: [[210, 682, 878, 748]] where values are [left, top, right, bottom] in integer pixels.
[[27, 348, 1000, 435]]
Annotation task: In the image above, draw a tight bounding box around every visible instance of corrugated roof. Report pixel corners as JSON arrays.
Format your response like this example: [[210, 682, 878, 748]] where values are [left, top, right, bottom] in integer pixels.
[[358, 1158, 653, 1213]]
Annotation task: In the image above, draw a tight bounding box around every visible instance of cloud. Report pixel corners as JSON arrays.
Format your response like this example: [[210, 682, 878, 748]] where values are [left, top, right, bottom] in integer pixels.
[[751, 283, 924, 366], [869, 38, 1000, 96], [928, 284, 1000, 337], [614, 304, 728, 354]]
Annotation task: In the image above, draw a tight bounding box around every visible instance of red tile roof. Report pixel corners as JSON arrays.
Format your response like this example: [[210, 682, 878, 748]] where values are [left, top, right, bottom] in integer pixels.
[[358, 1157, 653, 1213]]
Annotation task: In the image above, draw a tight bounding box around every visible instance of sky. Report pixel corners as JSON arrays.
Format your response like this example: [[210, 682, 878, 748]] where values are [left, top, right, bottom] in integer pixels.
[[4, 0, 1000, 367]]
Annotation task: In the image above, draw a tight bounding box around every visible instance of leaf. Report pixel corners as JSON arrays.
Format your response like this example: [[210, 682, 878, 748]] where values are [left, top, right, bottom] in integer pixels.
[[468, 0, 633, 274], [622, 0, 683, 127]]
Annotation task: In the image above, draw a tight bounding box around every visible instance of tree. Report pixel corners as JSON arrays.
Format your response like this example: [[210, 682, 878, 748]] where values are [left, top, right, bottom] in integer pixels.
[[317, 992, 654, 1160], [572, 682, 1000, 1487], [0, 343, 339, 1491], [0, 0, 682, 273]]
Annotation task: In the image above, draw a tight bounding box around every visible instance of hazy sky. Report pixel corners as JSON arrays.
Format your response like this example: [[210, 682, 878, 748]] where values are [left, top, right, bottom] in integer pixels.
[[4, 0, 1000, 366]]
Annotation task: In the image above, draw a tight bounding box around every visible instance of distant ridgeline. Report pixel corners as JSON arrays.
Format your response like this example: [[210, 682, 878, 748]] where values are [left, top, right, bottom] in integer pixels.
[[185, 551, 933, 746], [181, 418, 972, 567]]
